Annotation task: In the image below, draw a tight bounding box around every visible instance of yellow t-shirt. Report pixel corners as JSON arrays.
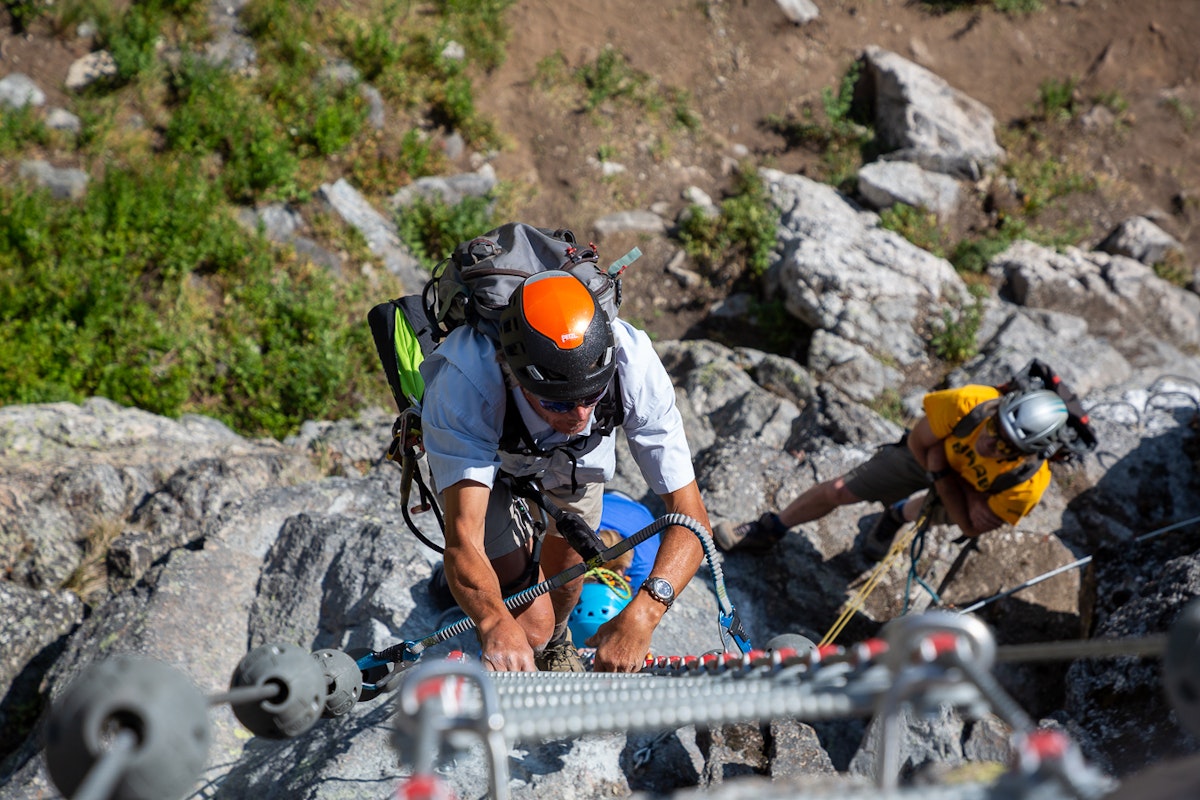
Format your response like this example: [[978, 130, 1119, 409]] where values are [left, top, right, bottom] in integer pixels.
[[922, 385, 1052, 525]]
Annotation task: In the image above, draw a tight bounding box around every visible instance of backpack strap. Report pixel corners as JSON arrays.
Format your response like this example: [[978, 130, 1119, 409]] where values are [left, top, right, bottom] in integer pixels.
[[950, 398, 1000, 440], [946, 396, 1042, 496]]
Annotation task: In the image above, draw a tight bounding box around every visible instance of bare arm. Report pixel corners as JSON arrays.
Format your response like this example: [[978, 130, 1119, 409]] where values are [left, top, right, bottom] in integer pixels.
[[906, 418, 1003, 537], [588, 480, 708, 672], [441, 480, 539, 671]]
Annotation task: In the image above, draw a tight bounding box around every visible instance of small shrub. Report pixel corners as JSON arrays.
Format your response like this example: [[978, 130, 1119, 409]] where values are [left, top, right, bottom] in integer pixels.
[[62, 517, 124, 604], [869, 388, 906, 426], [5, 0, 48, 32], [396, 196, 498, 271], [0, 105, 50, 154], [1037, 76, 1078, 121], [765, 61, 873, 188], [1164, 96, 1196, 131], [1153, 250, 1192, 288], [879, 204, 947, 258], [929, 285, 987, 363], [576, 46, 643, 111], [95, 1, 167, 86], [676, 170, 777, 281]]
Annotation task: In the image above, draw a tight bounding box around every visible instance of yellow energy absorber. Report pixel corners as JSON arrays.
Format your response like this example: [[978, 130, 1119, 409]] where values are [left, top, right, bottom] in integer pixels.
[[819, 499, 938, 647], [393, 306, 426, 408]]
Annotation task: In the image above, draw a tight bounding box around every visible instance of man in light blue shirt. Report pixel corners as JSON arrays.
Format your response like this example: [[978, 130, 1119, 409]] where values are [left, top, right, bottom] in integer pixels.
[[420, 270, 712, 673]]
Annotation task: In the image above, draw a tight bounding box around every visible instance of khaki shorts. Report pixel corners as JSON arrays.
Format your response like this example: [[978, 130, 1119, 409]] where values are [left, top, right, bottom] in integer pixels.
[[483, 479, 605, 559], [843, 440, 932, 506]]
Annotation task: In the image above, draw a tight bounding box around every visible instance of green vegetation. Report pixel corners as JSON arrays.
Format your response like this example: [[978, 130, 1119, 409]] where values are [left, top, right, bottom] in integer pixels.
[[929, 285, 988, 363], [1164, 96, 1196, 131], [0, 167, 391, 439], [1037, 77, 1079, 122], [396, 196, 500, 272], [880, 204, 947, 258], [765, 60, 875, 189], [0, 0, 513, 440], [919, 0, 1043, 14], [676, 170, 778, 282], [535, 46, 700, 131], [1153, 250, 1192, 288]]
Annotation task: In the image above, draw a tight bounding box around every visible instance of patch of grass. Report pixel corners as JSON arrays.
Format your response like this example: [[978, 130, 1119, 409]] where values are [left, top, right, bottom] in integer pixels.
[[1093, 89, 1129, 117], [395, 196, 499, 272], [676, 169, 777, 282], [1153, 250, 1192, 288], [0, 165, 386, 440], [164, 57, 301, 202], [993, 0, 1043, 13], [1164, 96, 1196, 131], [879, 204, 947, 258], [764, 61, 875, 189], [869, 388, 906, 426], [950, 227, 1017, 273], [576, 46, 646, 111], [62, 517, 124, 604], [1037, 76, 1079, 121], [0, 104, 51, 154], [4, 0, 49, 32], [1000, 132, 1097, 217], [929, 284, 987, 363]]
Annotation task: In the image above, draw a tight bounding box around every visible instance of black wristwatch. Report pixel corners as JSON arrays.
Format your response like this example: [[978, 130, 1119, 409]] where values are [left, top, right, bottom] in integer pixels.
[[640, 576, 675, 609], [928, 467, 953, 482]]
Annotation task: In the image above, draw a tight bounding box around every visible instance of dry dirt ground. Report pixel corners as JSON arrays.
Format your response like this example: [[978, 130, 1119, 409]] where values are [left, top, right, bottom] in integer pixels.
[[471, 0, 1200, 348], [3, 0, 1199, 351]]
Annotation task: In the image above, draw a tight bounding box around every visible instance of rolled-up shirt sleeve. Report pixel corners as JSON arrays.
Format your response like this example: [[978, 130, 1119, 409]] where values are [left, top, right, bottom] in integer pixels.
[[614, 322, 696, 495], [419, 334, 506, 491]]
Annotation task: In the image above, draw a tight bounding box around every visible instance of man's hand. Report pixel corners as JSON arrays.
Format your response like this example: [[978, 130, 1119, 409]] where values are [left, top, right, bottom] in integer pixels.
[[964, 490, 1004, 535], [478, 617, 538, 672], [585, 599, 660, 672]]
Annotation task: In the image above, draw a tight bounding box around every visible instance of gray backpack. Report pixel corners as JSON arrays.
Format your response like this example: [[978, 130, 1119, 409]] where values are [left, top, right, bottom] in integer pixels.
[[423, 222, 638, 344]]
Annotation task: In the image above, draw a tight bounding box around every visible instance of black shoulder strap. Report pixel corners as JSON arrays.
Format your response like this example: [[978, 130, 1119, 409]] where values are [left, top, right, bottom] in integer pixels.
[[950, 398, 1000, 440], [984, 457, 1044, 495]]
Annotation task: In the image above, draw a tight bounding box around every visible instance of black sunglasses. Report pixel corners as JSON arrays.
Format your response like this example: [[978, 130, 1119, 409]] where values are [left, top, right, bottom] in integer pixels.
[[533, 388, 606, 414]]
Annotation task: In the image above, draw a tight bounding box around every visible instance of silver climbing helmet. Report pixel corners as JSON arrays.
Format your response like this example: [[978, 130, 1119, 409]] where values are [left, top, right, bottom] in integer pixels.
[[996, 389, 1070, 456]]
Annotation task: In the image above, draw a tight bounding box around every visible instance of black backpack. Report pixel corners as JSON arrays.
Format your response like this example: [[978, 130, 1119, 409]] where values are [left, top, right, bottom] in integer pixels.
[[949, 358, 1099, 495]]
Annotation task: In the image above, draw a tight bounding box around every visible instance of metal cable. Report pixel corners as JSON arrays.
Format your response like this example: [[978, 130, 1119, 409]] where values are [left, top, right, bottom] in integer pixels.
[[997, 634, 1167, 663], [957, 514, 1200, 615]]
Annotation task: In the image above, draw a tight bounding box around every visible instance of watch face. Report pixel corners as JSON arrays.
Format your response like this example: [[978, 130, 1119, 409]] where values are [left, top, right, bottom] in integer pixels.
[[644, 577, 675, 605]]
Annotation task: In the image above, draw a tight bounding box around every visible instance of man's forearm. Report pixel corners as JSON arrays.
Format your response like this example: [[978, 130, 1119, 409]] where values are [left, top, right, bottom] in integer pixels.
[[929, 474, 981, 538], [444, 547, 505, 625], [652, 481, 709, 593]]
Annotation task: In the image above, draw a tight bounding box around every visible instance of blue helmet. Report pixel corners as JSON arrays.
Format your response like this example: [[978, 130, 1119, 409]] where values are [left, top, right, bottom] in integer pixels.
[[568, 581, 631, 645]]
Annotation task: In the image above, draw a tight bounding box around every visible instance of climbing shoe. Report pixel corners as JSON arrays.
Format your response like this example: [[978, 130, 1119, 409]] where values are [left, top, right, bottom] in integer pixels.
[[535, 630, 585, 673], [862, 502, 905, 561], [713, 512, 789, 553]]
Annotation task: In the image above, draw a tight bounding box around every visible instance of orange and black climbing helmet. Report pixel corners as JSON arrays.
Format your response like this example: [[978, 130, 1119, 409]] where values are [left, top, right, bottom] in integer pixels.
[[498, 271, 616, 402]]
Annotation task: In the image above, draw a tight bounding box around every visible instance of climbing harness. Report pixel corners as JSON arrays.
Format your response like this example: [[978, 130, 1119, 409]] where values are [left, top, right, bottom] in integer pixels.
[[354, 511, 751, 693]]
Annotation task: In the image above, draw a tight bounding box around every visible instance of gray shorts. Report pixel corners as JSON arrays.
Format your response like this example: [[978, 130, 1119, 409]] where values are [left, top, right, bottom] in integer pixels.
[[843, 440, 932, 506], [483, 479, 605, 559]]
